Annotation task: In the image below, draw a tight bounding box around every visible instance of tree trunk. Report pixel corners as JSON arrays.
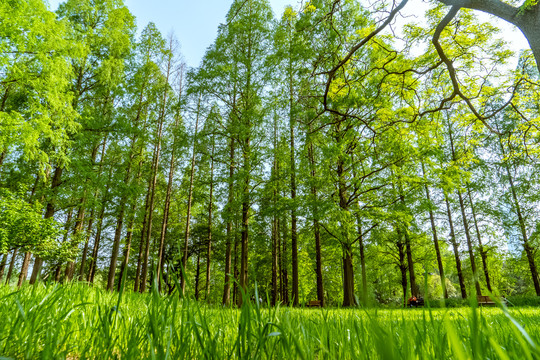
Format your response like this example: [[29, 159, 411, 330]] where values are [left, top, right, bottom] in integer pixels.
[[342, 243, 357, 307], [5, 249, 18, 285], [308, 135, 324, 307], [357, 221, 368, 305], [457, 190, 482, 296], [498, 137, 540, 295], [397, 238, 408, 308], [107, 154, 134, 291], [79, 207, 95, 280], [18, 252, 31, 288], [55, 208, 73, 283], [117, 201, 137, 292], [289, 79, 299, 307], [194, 253, 201, 300], [87, 168, 113, 284], [422, 162, 448, 299], [397, 182, 419, 297], [139, 124, 165, 292], [0, 252, 8, 282], [181, 98, 201, 294], [29, 164, 64, 284], [467, 186, 492, 292], [233, 226, 239, 306], [280, 217, 289, 305], [222, 138, 235, 306], [337, 149, 356, 307], [445, 195, 467, 299], [134, 181, 151, 292], [205, 137, 215, 300], [447, 122, 481, 296]]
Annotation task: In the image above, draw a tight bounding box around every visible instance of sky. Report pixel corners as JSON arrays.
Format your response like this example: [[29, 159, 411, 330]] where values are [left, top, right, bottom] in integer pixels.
[[46, 0, 530, 68]]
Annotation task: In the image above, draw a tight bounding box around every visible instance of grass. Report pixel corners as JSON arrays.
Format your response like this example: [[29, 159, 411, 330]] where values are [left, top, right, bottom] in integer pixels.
[[1, 284, 540, 359]]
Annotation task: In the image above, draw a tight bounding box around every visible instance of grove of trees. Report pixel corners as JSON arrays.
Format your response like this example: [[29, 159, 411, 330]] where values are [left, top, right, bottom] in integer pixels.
[[1, 0, 540, 307]]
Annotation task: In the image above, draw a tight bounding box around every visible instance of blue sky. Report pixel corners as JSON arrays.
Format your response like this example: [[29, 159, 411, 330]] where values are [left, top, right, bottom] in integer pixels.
[[46, 0, 528, 68], [47, 0, 296, 67]]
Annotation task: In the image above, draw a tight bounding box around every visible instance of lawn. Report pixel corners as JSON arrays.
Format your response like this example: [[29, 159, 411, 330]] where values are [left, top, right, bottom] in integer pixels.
[[1, 284, 540, 359]]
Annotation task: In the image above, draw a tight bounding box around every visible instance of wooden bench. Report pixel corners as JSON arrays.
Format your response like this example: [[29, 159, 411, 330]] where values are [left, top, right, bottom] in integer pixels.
[[306, 300, 321, 307], [477, 295, 506, 306]]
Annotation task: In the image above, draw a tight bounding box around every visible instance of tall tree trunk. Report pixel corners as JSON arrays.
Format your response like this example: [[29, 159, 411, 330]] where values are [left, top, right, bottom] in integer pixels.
[[0, 150, 6, 171], [79, 140, 106, 280], [445, 195, 467, 299], [337, 148, 356, 307], [271, 119, 278, 306], [118, 200, 138, 292], [107, 151, 135, 291], [55, 208, 73, 282], [139, 130, 163, 293], [78, 207, 95, 279], [397, 236, 408, 308], [422, 162, 448, 299], [222, 138, 235, 306], [18, 252, 32, 288], [181, 98, 201, 294], [457, 190, 482, 296], [87, 204, 105, 284], [356, 220, 368, 305], [307, 133, 324, 307], [397, 182, 419, 297], [194, 253, 201, 300], [140, 47, 173, 293], [0, 252, 8, 282], [278, 217, 283, 304], [134, 180, 152, 292], [29, 164, 63, 284], [233, 225, 239, 306], [342, 243, 356, 307], [498, 137, 540, 296], [87, 166, 113, 284], [447, 122, 481, 296], [281, 217, 289, 305], [289, 72, 299, 307], [467, 186, 492, 292], [205, 136, 215, 300], [64, 202, 86, 281], [5, 249, 18, 285]]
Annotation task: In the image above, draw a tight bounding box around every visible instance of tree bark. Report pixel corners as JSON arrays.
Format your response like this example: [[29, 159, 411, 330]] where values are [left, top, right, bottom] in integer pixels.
[[337, 150, 356, 307], [357, 221, 368, 305], [117, 200, 138, 292], [308, 133, 324, 307], [289, 66, 299, 307], [181, 97, 201, 294], [499, 137, 540, 295], [78, 207, 95, 280], [397, 236, 408, 308], [436, 1, 540, 74], [194, 253, 201, 300], [29, 164, 63, 284], [87, 167, 113, 284], [18, 252, 31, 288], [5, 249, 18, 285], [222, 137, 235, 306], [467, 186, 492, 292], [280, 217, 289, 305], [0, 252, 8, 282], [447, 125, 482, 296], [134, 180, 151, 292], [445, 195, 467, 299], [205, 135, 215, 299]]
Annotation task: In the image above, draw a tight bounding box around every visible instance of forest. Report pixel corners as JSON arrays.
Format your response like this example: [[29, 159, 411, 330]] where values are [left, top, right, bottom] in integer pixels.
[[2, 0, 540, 312]]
